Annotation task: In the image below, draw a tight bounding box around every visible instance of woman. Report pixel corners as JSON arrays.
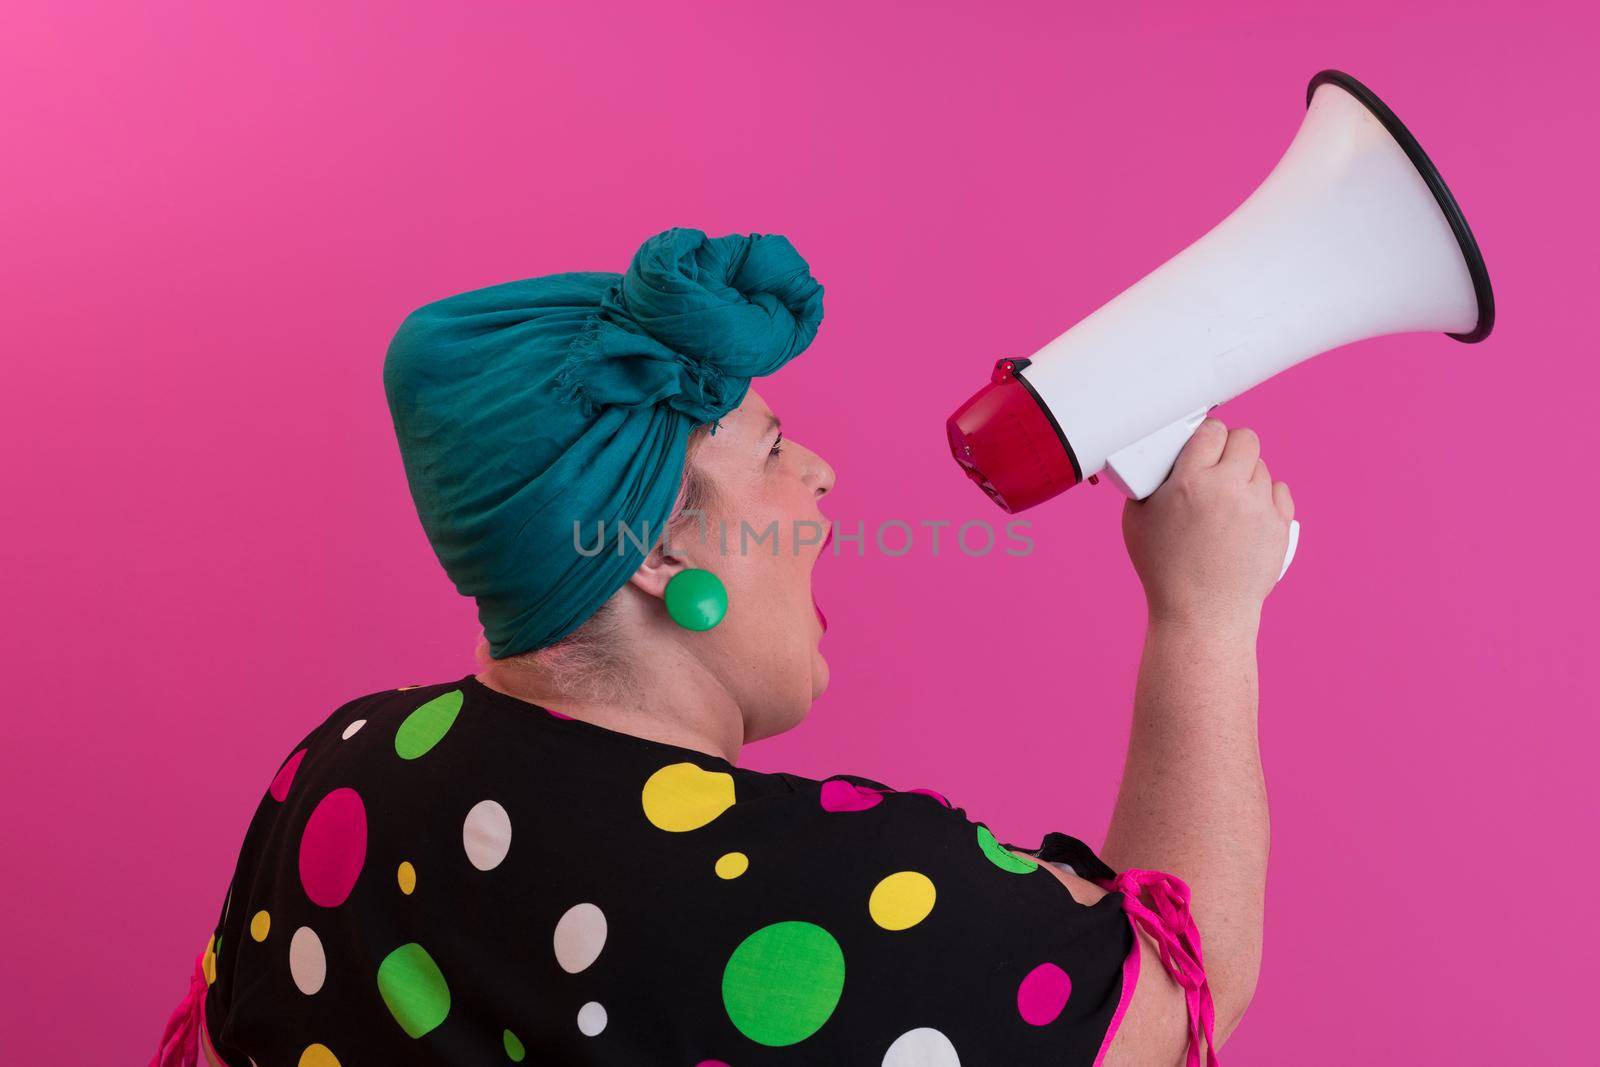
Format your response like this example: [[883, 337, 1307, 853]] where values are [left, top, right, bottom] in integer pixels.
[[154, 228, 1293, 1066]]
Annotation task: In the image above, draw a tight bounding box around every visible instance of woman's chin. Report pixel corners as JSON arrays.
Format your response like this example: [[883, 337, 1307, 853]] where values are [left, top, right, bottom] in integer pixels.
[[811, 646, 830, 698]]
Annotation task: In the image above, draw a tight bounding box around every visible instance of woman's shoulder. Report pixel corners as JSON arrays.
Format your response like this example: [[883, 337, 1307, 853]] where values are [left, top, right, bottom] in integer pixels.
[[711, 766, 1120, 885], [278, 673, 565, 759]]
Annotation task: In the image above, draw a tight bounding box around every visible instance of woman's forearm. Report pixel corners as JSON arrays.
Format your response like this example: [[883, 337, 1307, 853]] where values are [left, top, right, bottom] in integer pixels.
[[1100, 610, 1269, 1043]]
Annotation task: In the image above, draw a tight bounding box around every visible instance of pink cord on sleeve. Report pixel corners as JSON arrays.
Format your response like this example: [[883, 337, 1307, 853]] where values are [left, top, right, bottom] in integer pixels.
[[1105, 868, 1219, 1067], [150, 950, 207, 1067]]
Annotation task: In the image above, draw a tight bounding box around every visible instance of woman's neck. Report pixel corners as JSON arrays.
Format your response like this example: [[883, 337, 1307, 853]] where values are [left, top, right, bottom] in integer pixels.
[[475, 646, 746, 765]]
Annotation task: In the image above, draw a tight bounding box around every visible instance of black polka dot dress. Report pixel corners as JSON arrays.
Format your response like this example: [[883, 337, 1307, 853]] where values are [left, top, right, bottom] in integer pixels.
[[152, 676, 1216, 1066]]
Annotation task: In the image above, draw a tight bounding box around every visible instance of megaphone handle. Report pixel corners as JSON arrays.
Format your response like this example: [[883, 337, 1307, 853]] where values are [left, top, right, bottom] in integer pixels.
[[1103, 410, 1302, 581]]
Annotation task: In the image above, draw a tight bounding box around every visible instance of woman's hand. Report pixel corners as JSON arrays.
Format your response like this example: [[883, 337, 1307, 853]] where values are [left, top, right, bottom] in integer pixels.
[[1121, 417, 1295, 627]]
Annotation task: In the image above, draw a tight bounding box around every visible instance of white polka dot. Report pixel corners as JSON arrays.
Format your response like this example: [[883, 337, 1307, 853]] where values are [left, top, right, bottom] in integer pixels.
[[289, 926, 326, 995], [1050, 861, 1077, 877], [883, 1027, 961, 1066], [553, 903, 608, 974], [577, 1001, 607, 1036], [463, 800, 512, 871], [341, 719, 366, 739]]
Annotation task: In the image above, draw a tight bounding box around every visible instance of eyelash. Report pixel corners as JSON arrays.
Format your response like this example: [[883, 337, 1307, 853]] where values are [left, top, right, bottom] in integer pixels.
[[769, 434, 785, 459]]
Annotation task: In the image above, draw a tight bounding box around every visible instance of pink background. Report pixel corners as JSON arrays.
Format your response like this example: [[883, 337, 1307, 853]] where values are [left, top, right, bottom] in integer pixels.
[[3, 2, 1594, 1062]]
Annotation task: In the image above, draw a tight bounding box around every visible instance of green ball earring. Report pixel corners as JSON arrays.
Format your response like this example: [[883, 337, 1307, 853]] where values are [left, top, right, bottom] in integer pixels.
[[664, 568, 728, 631]]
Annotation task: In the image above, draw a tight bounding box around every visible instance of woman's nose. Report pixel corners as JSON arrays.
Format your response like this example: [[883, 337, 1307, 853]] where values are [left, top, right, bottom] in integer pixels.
[[803, 442, 836, 497]]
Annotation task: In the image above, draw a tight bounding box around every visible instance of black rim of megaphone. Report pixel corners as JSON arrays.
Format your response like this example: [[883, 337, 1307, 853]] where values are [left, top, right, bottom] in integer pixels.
[[1307, 70, 1495, 343]]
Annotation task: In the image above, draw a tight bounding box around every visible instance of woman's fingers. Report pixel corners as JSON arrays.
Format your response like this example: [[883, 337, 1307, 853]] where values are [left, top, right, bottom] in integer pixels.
[[1272, 480, 1295, 521], [1219, 425, 1261, 478], [1175, 417, 1230, 473]]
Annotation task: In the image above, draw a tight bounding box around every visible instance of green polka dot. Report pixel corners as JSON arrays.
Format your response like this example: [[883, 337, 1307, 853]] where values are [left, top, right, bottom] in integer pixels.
[[722, 921, 845, 1046], [395, 690, 463, 760], [502, 1030, 525, 1062], [377, 943, 451, 1038], [977, 824, 1037, 873]]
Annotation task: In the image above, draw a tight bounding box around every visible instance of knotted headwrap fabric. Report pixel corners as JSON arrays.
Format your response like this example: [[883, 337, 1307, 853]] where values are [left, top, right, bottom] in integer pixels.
[[383, 228, 825, 658]]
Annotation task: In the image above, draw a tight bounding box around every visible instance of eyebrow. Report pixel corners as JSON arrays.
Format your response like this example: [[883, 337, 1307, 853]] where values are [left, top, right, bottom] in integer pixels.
[[763, 414, 782, 439]]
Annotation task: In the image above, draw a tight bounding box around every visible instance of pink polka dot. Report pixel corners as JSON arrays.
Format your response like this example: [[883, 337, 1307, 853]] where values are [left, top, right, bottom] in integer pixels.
[[298, 787, 367, 907], [820, 779, 883, 812], [545, 707, 574, 720], [906, 787, 951, 807], [269, 749, 307, 802], [1017, 961, 1072, 1026], [693, 1062, 732, 1066]]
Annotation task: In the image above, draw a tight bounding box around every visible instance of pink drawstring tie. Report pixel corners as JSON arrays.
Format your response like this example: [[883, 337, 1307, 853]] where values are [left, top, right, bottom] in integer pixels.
[[150, 950, 207, 1067], [1105, 868, 1219, 1067]]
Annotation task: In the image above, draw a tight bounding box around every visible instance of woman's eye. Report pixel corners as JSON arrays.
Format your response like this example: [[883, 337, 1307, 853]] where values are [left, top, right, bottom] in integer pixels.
[[768, 434, 785, 459]]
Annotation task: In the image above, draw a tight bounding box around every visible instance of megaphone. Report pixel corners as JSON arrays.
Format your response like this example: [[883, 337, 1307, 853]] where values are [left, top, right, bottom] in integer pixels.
[[947, 70, 1494, 579]]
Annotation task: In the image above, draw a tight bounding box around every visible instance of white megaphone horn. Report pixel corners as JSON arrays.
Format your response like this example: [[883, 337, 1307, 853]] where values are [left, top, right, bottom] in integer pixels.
[[947, 70, 1495, 580]]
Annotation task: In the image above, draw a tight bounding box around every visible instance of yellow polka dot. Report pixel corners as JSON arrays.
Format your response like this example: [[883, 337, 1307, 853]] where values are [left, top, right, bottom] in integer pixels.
[[298, 1044, 340, 1067], [249, 910, 270, 942], [397, 861, 417, 895], [869, 871, 937, 931], [715, 852, 749, 879], [641, 762, 736, 832], [202, 934, 217, 985]]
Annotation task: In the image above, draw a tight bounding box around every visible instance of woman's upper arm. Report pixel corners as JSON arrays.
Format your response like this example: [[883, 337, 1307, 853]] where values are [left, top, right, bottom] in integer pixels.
[[1101, 922, 1190, 1067], [1035, 858, 1191, 1067]]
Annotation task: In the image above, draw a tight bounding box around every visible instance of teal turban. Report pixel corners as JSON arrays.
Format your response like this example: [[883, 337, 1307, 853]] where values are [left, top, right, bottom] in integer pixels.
[[383, 228, 825, 658]]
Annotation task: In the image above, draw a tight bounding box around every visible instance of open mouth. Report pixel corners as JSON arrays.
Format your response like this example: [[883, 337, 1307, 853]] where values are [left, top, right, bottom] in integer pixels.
[[812, 525, 832, 634]]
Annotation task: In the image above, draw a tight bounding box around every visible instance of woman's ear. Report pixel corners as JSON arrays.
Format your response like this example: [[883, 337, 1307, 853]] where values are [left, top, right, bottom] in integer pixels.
[[627, 543, 685, 601]]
